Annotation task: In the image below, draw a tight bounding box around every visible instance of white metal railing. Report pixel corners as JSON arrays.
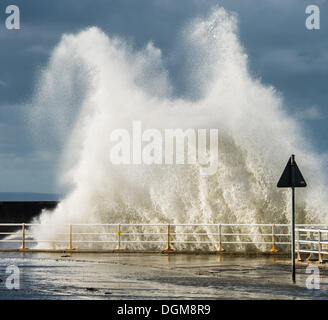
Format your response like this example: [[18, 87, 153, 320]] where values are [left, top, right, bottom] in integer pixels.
[[296, 228, 328, 263], [0, 223, 326, 253]]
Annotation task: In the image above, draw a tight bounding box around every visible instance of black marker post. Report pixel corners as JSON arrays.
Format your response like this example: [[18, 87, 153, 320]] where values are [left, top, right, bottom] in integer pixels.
[[277, 154, 307, 283], [291, 155, 296, 283]]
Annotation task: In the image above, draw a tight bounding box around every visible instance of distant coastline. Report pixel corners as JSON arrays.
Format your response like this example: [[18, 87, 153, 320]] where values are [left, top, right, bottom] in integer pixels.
[[0, 192, 62, 202]]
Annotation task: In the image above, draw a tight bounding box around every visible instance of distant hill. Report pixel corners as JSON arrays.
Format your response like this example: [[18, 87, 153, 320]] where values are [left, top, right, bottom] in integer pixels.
[[0, 192, 62, 201]]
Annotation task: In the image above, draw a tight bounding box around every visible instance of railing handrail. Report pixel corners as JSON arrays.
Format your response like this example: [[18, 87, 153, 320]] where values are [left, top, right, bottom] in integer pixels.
[[296, 227, 328, 232], [0, 223, 326, 227], [0, 223, 327, 254], [295, 227, 328, 263]]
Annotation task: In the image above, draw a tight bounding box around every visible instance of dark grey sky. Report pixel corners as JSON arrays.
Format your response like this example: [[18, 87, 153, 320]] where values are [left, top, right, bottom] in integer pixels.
[[0, 0, 327, 193]]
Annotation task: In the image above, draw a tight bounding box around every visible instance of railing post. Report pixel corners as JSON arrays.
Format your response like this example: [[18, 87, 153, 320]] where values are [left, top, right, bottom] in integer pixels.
[[164, 224, 173, 252], [19, 223, 27, 250], [296, 228, 301, 261], [318, 230, 323, 263], [216, 224, 225, 252], [306, 231, 315, 261], [66, 224, 75, 250], [116, 224, 122, 251], [269, 224, 278, 253], [324, 225, 328, 252]]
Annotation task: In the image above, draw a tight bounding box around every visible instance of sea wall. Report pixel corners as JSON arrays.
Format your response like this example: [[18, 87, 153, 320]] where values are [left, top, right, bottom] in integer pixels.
[[0, 201, 58, 223]]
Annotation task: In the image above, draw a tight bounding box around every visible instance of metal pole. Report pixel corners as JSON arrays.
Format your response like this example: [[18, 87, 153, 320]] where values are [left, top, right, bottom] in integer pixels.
[[306, 231, 314, 261], [20, 223, 26, 250], [117, 224, 121, 250], [291, 186, 296, 283], [167, 224, 171, 251], [217, 224, 224, 252], [164, 224, 173, 252], [269, 224, 278, 253], [296, 228, 301, 261], [66, 224, 75, 250], [291, 155, 296, 283], [318, 230, 322, 263]]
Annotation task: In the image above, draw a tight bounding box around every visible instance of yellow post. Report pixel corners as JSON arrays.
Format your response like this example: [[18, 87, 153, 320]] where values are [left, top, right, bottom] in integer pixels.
[[269, 224, 278, 253], [116, 224, 122, 250], [216, 224, 225, 252], [19, 223, 27, 250], [66, 224, 75, 250], [164, 224, 173, 252]]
